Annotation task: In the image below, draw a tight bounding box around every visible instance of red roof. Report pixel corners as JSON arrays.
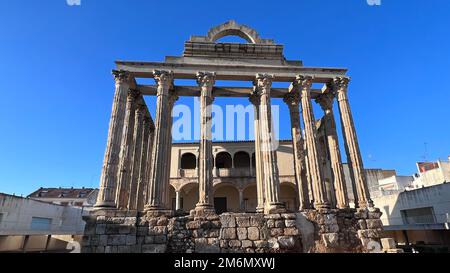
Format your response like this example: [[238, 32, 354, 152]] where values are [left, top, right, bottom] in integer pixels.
[[27, 188, 97, 199]]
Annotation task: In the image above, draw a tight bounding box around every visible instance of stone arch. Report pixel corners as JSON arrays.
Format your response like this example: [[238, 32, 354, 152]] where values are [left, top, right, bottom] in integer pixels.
[[280, 183, 299, 213], [215, 152, 232, 169], [179, 182, 199, 212], [207, 20, 259, 44], [233, 151, 250, 169], [180, 153, 197, 170], [169, 184, 177, 211], [213, 183, 240, 214]]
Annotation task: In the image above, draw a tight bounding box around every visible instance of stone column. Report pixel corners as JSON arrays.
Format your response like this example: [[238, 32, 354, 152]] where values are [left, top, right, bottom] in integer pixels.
[[175, 191, 182, 211], [333, 77, 374, 209], [316, 92, 349, 209], [127, 104, 145, 210], [115, 89, 140, 209], [283, 92, 310, 210], [249, 94, 265, 213], [95, 70, 131, 208], [139, 118, 155, 210], [195, 72, 216, 214], [135, 115, 152, 211], [296, 75, 330, 209], [145, 70, 175, 214], [255, 74, 285, 214], [239, 189, 245, 212]]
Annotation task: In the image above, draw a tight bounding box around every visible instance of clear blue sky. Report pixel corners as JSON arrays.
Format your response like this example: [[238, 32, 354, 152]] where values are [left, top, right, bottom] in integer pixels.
[[0, 0, 449, 196]]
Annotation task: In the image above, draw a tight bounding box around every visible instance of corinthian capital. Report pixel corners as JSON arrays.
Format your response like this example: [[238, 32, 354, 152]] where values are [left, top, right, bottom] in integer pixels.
[[316, 92, 335, 113], [255, 74, 274, 95], [197, 72, 216, 97], [333, 76, 350, 91], [196, 72, 216, 88], [153, 70, 174, 89], [112, 70, 130, 84], [295, 75, 314, 91]]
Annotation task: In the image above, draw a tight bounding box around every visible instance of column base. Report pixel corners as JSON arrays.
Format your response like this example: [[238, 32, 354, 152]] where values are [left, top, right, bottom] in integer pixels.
[[265, 203, 286, 214], [192, 204, 216, 218], [144, 205, 173, 217], [256, 206, 265, 214], [93, 201, 117, 208]]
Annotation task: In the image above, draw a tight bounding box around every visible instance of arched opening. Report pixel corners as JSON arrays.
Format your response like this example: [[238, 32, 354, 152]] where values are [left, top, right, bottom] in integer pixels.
[[234, 151, 250, 169], [280, 183, 299, 213], [179, 183, 199, 213], [215, 152, 232, 169], [180, 153, 197, 170], [211, 29, 255, 44], [213, 184, 239, 214], [243, 184, 257, 213]]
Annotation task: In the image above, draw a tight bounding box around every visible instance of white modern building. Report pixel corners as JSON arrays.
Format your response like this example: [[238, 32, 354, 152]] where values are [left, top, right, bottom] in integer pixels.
[[372, 157, 450, 251], [0, 193, 86, 252]]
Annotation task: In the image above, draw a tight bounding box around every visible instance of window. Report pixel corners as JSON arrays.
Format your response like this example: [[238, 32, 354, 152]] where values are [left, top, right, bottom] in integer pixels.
[[180, 153, 197, 170], [401, 207, 436, 225], [215, 152, 232, 169], [31, 217, 52, 231]]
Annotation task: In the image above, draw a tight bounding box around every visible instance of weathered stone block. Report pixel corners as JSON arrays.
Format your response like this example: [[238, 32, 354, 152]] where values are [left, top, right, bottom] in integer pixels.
[[157, 217, 169, 226], [145, 236, 154, 244], [142, 244, 167, 253], [229, 240, 241, 248], [94, 246, 105, 253], [250, 216, 265, 227], [98, 235, 108, 246], [247, 227, 260, 240], [187, 221, 201, 230], [95, 224, 106, 235], [221, 228, 236, 240], [281, 213, 296, 220], [107, 235, 127, 246], [242, 240, 253, 248], [285, 220, 296, 228], [236, 216, 250, 227], [284, 228, 299, 236], [266, 219, 275, 228], [278, 236, 296, 249], [270, 228, 283, 237], [254, 240, 269, 248], [322, 233, 339, 248], [366, 219, 383, 229], [358, 219, 367, 230], [148, 226, 168, 236], [237, 228, 248, 240], [220, 214, 236, 228], [126, 235, 136, 245], [154, 235, 167, 244], [275, 220, 285, 228]]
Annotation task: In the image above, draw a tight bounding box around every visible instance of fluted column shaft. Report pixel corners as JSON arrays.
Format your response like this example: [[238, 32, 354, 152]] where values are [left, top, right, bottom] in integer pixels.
[[249, 94, 265, 213], [195, 72, 216, 212], [95, 70, 130, 208], [334, 77, 373, 209], [284, 92, 310, 210], [145, 70, 175, 213], [140, 121, 155, 210], [115, 89, 139, 209], [255, 74, 284, 214], [127, 104, 145, 210], [297, 75, 330, 209], [135, 115, 152, 211], [317, 92, 349, 209]]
